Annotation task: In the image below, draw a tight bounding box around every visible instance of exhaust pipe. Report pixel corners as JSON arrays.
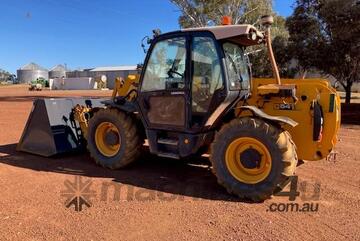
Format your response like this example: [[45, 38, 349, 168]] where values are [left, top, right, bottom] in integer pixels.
[[261, 15, 281, 85]]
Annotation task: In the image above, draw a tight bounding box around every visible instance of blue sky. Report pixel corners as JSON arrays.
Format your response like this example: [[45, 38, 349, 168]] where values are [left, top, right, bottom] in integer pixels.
[[0, 0, 294, 74]]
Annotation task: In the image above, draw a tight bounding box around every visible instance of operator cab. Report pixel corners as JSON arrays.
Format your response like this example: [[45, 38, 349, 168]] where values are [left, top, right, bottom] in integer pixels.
[[137, 24, 265, 157]]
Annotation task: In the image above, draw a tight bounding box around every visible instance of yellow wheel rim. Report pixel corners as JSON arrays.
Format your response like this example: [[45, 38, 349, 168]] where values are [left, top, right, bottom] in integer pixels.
[[225, 137, 272, 184], [95, 122, 121, 157]]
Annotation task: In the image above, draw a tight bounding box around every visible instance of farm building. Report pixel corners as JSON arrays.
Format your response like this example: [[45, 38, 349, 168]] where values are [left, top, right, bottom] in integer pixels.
[[49, 64, 68, 79], [66, 65, 139, 89], [17, 62, 49, 83]]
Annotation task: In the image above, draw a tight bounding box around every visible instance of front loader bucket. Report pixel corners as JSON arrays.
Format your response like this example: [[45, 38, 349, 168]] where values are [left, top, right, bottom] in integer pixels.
[[17, 98, 105, 157]]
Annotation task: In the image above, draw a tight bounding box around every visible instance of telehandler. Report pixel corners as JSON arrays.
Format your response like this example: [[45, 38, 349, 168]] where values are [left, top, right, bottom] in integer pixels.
[[18, 16, 340, 201]]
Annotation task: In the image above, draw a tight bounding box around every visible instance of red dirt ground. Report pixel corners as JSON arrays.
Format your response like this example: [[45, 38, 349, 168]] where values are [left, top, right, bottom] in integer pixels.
[[0, 85, 359, 241]]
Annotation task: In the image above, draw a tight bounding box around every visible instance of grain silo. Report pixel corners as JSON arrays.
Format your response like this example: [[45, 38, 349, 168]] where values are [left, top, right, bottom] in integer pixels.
[[17, 62, 49, 83], [49, 64, 67, 79]]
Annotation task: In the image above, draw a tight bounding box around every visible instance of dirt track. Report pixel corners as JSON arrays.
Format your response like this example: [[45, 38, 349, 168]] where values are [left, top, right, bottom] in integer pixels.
[[0, 85, 359, 241]]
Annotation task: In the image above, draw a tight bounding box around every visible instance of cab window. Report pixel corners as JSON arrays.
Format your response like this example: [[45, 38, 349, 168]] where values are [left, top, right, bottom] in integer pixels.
[[142, 37, 186, 92], [223, 42, 250, 90], [192, 36, 223, 113]]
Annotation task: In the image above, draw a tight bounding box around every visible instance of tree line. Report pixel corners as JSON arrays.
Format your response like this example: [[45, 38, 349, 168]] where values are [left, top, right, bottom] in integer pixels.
[[0, 69, 14, 82]]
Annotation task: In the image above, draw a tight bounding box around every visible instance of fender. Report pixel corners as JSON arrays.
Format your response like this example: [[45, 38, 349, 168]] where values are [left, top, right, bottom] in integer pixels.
[[240, 105, 298, 127]]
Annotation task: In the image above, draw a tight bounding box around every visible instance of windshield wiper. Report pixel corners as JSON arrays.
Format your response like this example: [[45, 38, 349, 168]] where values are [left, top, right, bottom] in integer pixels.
[[226, 53, 243, 83]]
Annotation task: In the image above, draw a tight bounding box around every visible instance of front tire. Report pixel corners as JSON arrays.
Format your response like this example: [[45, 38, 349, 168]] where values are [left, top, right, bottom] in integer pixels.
[[87, 108, 143, 169], [210, 117, 297, 202]]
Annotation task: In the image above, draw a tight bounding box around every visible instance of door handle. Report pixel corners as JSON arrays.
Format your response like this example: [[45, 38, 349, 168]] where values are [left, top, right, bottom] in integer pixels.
[[143, 98, 150, 110]]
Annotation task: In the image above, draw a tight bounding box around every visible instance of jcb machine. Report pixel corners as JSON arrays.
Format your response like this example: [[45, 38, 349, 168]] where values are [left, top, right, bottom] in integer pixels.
[[18, 16, 340, 201]]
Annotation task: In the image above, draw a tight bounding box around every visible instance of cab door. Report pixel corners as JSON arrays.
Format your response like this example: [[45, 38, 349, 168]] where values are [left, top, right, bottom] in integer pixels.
[[138, 34, 189, 130], [190, 34, 227, 128]]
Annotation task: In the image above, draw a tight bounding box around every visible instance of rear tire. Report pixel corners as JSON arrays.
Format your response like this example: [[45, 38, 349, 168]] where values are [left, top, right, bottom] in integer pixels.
[[210, 117, 297, 202], [87, 108, 143, 169]]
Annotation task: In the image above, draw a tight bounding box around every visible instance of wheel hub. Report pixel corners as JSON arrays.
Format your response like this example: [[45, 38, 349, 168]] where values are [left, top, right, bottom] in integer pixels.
[[239, 147, 262, 169], [94, 122, 121, 157], [104, 130, 119, 146], [225, 137, 272, 184]]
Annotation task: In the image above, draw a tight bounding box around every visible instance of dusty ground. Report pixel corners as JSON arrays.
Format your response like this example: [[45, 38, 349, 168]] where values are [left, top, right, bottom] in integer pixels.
[[0, 85, 359, 241]]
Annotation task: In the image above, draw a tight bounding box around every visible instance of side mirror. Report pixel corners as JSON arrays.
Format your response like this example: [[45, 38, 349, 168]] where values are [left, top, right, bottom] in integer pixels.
[[152, 29, 161, 37]]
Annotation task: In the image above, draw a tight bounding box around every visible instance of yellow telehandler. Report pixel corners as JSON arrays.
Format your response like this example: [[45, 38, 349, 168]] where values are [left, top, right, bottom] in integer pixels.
[[18, 16, 340, 201]]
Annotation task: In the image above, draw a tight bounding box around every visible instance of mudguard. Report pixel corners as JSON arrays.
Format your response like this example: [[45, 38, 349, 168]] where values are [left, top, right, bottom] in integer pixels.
[[240, 105, 298, 127]]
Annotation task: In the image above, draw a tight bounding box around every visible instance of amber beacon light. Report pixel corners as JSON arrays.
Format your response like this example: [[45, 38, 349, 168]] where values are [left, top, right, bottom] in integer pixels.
[[221, 16, 232, 25]]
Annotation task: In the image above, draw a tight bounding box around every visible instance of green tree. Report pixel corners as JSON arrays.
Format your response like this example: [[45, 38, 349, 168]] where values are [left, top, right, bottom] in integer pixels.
[[171, 0, 272, 27], [286, 0, 360, 103], [0, 68, 12, 82], [249, 15, 295, 78]]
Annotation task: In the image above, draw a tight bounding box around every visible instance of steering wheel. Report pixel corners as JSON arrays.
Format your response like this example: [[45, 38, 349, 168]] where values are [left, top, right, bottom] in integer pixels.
[[168, 69, 184, 78]]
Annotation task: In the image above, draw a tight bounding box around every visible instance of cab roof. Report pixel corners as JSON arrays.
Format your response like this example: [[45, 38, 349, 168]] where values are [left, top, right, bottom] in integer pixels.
[[182, 24, 264, 46]]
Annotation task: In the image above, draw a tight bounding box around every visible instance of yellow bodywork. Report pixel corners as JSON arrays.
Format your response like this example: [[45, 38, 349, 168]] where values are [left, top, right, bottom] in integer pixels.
[[236, 78, 341, 161], [112, 74, 140, 100], [73, 104, 92, 139], [75, 73, 341, 162], [257, 83, 296, 95]]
